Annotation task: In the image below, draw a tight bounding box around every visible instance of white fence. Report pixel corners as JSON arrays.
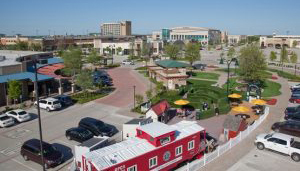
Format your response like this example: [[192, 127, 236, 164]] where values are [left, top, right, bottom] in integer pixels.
[[177, 106, 270, 171]]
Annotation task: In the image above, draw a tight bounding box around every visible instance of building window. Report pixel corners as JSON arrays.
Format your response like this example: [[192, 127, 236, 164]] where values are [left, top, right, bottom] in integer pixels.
[[175, 145, 183, 156], [127, 165, 137, 171], [188, 140, 195, 150], [160, 136, 170, 145], [149, 156, 157, 168], [163, 151, 171, 161]]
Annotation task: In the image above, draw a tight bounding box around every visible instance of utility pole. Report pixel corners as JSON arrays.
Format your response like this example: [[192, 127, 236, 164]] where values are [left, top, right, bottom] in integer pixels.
[[133, 85, 136, 108]]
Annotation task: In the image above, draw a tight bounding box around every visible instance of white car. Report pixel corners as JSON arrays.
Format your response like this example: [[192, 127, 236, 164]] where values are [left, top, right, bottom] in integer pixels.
[[255, 132, 300, 162], [122, 59, 134, 65], [0, 113, 14, 127], [291, 84, 300, 90], [5, 109, 31, 122], [34, 97, 62, 112]]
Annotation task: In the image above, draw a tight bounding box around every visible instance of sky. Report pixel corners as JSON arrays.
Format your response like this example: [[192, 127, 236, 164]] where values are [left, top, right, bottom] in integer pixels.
[[1, 0, 300, 36]]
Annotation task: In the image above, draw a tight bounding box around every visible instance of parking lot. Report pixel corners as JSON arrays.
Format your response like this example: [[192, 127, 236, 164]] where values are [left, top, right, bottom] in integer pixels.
[[0, 101, 134, 171]]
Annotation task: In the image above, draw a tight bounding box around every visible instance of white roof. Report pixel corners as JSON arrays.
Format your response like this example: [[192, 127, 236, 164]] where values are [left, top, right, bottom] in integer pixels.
[[12, 109, 26, 113], [85, 121, 205, 170], [0, 50, 48, 67], [138, 122, 176, 138], [272, 132, 293, 140], [45, 97, 58, 101]]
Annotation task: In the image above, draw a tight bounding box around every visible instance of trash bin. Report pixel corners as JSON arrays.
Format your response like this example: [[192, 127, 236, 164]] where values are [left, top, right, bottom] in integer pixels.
[[196, 111, 201, 120]]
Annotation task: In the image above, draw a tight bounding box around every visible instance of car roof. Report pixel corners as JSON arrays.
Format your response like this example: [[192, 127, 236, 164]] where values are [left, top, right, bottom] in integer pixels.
[[44, 97, 59, 102], [68, 127, 89, 132], [80, 117, 103, 124], [23, 139, 51, 149], [11, 109, 25, 113], [272, 133, 293, 140]]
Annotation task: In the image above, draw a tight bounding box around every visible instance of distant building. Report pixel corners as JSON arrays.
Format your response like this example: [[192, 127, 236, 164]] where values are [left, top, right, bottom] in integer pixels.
[[260, 35, 300, 48], [0, 35, 29, 46], [221, 31, 228, 44], [101, 21, 132, 36], [227, 35, 247, 45], [152, 27, 221, 45]]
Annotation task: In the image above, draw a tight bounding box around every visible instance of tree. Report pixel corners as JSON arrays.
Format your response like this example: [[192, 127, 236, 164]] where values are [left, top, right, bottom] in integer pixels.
[[146, 89, 153, 100], [87, 49, 102, 67], [219, 52, 225, 64], [269, 51, 277, 62], [135, 94, 144, 106], [185, 43, 201, 65], [62, 47, 83, 82], [116, 47, 122, 55], [75, 70, 93, 93], [227, 47, 236, 59], [239, 44, 267, 82], [155, 81, 164, 95], [103, 47, 112, 55], [280, 46, 289, 71], [164, 44, 180, 60], [30, 43, 42, 51], [290, 52, 298, 75], [142, 42, 150, 57], [15, 41, 29, 50], [247, 36, 260, 44], [129, 41, 135, 59], [8, 80, 22, 104], [293, 40, 298, 48]]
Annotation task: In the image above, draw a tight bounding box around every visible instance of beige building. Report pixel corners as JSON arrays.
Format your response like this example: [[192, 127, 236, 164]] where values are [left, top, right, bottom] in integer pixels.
[[1, 35, 29, 45], [260, 35, 300, 48], [228, 35, 247, 45], [221, 31, 228, 44], [101, 21, 132, 36]]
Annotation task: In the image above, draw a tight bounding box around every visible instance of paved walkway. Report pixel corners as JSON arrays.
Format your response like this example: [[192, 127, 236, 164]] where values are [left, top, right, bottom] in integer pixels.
[[200, 74, 291, 171]]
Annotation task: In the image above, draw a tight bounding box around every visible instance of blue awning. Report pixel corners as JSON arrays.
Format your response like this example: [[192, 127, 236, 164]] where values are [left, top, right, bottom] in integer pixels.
[[0, 72, 54, 83], [37, 57, 64, 68]]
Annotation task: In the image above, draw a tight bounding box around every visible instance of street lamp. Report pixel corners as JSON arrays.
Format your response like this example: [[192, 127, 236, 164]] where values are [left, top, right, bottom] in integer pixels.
[[133, 85, 136, 109], [33, 56, 46, 171], [226, 58, 238, 101], [109, 44, 115, 65]]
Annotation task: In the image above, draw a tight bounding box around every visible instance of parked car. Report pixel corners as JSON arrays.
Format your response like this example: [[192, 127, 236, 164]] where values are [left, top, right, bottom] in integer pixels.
[[289, 95, 300, 103], [271, 120, 300, 137], [122, 59, 134, 65], [291, 84, 300, 90], [286, 115, 300, 122], [34, 98, 62, 112], [192, 64, 207, 70], [65, 127, 94, 143], [291, 87, 300, 92], [6, 109, 30, 122], [79, 117, 115, 137], [0, 113, 14, 127], [21, 139, 64, 168], [285, 105, 300, 116], [54, 95, 73, 107], [255, 132, 300, 162]]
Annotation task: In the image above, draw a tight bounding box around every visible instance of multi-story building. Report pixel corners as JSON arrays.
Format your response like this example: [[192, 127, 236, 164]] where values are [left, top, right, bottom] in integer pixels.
[[221, 31, 228, 44], [0, 35, 29, 46], [227, 35, 247, 45], [152, 27, 221, 45], [101, 21, 132, 36], [260, 34, 300, 48]]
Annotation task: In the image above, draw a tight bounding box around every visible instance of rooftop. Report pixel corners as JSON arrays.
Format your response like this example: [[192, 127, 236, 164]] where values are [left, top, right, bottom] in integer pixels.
[[85, 121, 204, 170], [138, 121, 176, 138], [0, 72, 53, 83], [156, 60, 190, 68]]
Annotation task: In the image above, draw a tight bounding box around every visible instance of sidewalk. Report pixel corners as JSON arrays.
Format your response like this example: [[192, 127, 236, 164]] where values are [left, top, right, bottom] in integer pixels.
[[199, 75, 291, 171]]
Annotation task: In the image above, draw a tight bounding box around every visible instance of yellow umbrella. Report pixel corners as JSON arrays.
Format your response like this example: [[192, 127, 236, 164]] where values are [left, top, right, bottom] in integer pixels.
[[232, 106, 250, 113], [174, 99, 190, 105], [228, 93, 242, 99], [251, 99, 266, 105]]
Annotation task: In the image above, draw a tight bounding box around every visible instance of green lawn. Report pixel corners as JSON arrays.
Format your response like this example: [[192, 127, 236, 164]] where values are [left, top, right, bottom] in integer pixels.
[[187, 79, 217, 86], [261, 80, 281, 97], [192, 72, 220, 80], [134, 66, 147, 70]]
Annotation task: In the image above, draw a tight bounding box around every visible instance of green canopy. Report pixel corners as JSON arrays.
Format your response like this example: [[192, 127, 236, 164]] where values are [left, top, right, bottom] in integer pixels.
[[155, 60, 190, 68]]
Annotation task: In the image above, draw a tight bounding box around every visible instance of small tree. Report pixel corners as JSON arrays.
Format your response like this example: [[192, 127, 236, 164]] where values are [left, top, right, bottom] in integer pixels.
[[75, 70, 93, 93], [146, 89, 153, 100], [227, 47, 236, 59], [269, 51, 277, 62], [142, 42, 150, 57], [30, 43, 42, 51], [280, 46, 289, 71], [62, 47, 83, 83], [87, 49, 102, 67], [116, 47, 122, 55], [103, 47, 112, 55], [293, 40, 298, 48], [135, 94, 144, 106], [290, 52, 298, 75], [164, 44, 180, 60], [15, 41, 29, 50], [8, 80, 22, 104], [185, 43, 201, 66], [220, 52, 224, 64], [155, 81, 164, 95]]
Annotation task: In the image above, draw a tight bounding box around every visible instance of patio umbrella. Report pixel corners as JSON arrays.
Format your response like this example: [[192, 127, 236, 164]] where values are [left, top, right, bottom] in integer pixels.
[[232, 106, 250, 113], [228, 93, 242, 99], [174, 99, 190, 106], [250, 99, 266, 105]]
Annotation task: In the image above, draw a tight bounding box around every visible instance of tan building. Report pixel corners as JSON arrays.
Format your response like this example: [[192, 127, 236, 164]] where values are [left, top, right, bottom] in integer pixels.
[[221, 31, 228, 44], [228, 35, 247, 45], [0, 35, 29, 45], [260, 35, 300, 48], [101, 21, 132, 36]]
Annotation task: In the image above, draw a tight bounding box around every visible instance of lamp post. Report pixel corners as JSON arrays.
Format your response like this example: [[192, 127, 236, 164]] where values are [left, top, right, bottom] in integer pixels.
[[133, 85, 136, 109], [226, 58, 237, 101], [33, 57, 46, 171]]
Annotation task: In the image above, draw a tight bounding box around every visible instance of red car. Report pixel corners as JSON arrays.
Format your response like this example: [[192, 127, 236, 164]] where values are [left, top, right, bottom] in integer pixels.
[[289, 96, 300, 103]]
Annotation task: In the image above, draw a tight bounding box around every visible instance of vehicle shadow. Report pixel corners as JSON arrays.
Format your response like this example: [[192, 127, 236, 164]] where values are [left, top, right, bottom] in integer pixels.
[[106, 124, 119, 135], [52, 143, 73, 162], [28, 113, 38, 121]]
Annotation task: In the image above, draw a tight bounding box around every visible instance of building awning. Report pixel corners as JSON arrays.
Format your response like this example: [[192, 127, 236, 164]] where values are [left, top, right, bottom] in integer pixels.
[[155, 60, 190, 68], [0, 72, 54, 83], [37, 63, 65, 79], [37, 57, 64, 68]]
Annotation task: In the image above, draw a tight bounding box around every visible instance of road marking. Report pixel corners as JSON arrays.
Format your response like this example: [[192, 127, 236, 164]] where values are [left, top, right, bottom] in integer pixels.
[[4, 128, 32, 139], [12, 158, 37, 171], [0, 142, 22, 156]]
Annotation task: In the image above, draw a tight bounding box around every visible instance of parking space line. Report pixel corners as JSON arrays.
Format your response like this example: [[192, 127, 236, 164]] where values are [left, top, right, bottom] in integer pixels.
[[12, 158, 37, 171]]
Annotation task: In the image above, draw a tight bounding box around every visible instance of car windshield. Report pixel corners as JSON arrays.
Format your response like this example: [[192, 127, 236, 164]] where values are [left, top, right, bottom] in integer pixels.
[[0, 115, 10, 121], [18, 111, 27, 115], [264, 133, 273, 139], [53, 101, 60, 104], [80, 129, 92, 136], [95, 122, 105, 130], [43, 145, 56, 156]]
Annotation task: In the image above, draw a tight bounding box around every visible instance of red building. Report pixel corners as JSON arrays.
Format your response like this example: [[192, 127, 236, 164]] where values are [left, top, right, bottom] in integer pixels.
[[223, 115, 247, 141], [79, 121, 206, 171]]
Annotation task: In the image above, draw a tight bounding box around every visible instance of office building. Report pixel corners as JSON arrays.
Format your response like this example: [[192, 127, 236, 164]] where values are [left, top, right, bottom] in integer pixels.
[[101, 21, 132, 36]]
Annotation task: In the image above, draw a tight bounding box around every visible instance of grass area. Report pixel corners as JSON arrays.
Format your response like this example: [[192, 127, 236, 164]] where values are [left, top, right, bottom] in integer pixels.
[[138, 70, 148, 77], [192, 72, 220, 80], [268, 68, 300, 81], [222, 78, 244, 91], [187, 79, 217, 86], [261, 80, 281, 97], [71, 88, 114, 104], [135, 66, 147, 70]]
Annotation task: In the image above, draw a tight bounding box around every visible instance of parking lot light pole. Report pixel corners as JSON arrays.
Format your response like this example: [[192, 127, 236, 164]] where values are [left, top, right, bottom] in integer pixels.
[[133, 85, 136, 109], [226, 58, 237, 102], [33, 58, 46, 171]]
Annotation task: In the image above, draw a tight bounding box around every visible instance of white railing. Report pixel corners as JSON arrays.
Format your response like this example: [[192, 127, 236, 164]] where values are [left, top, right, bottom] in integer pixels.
[[177, 106, 270, 171]]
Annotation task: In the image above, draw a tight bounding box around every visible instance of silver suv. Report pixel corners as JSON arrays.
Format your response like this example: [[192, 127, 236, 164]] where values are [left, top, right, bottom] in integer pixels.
[[34, 98, 62, 112]]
